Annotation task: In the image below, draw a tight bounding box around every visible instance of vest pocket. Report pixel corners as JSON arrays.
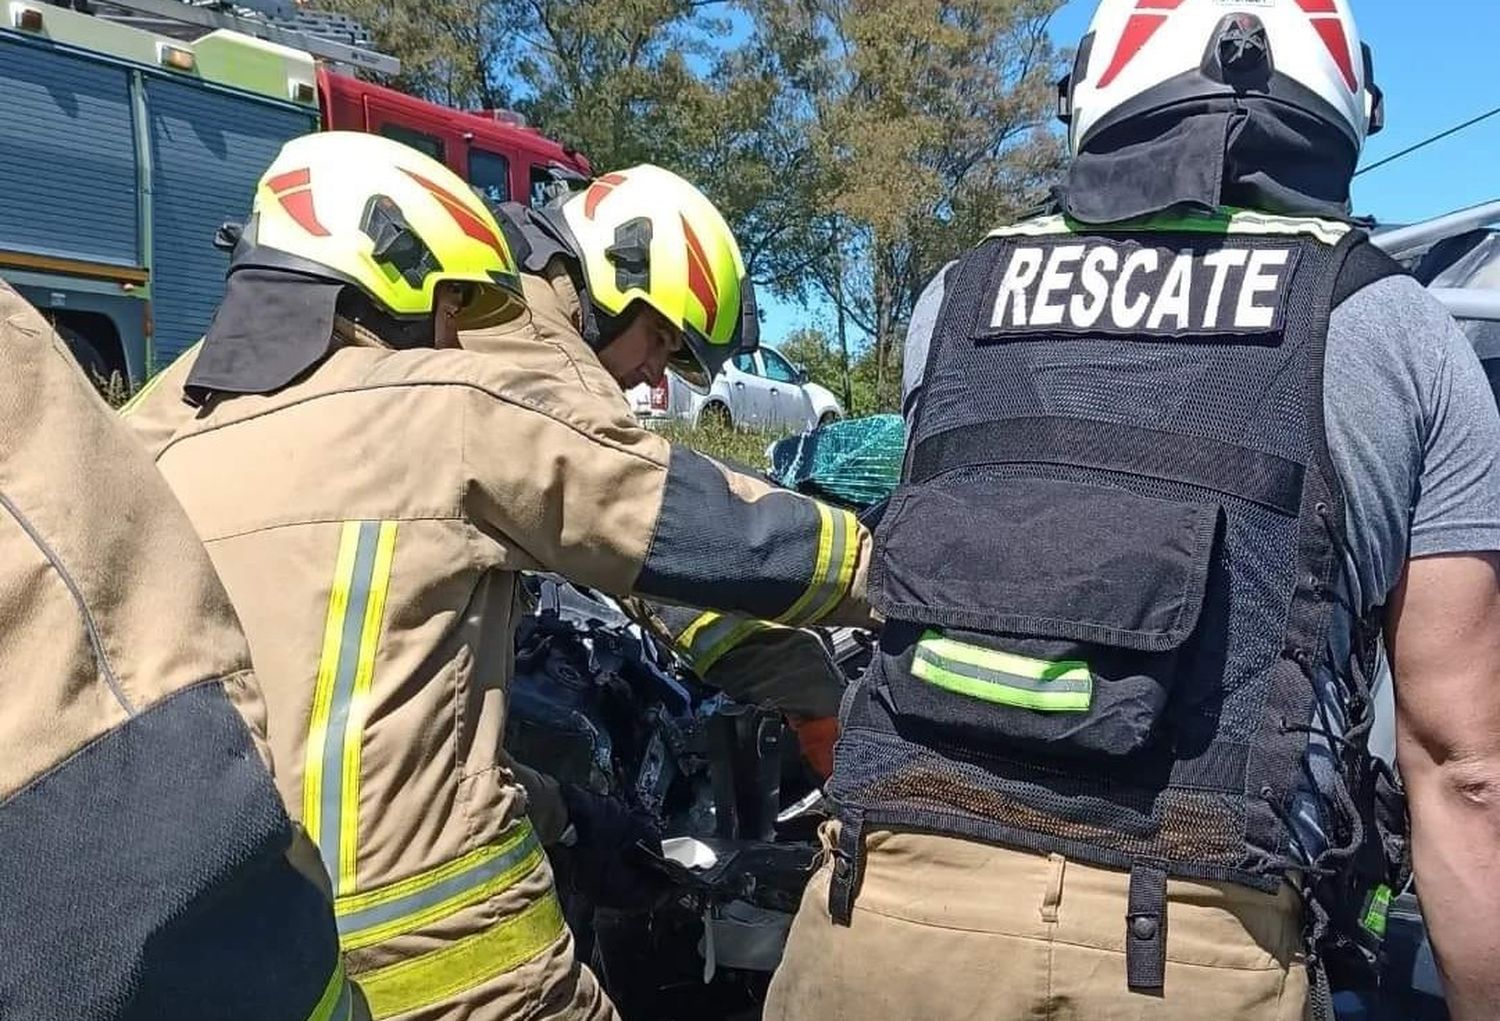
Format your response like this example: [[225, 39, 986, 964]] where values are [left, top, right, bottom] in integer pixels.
[[871, 475, 1221, 757]]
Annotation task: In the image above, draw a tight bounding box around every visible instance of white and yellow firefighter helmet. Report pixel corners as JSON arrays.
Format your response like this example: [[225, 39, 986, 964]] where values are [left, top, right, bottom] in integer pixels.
[[559, 164, 751, 389], [249, 131, 526, 331]]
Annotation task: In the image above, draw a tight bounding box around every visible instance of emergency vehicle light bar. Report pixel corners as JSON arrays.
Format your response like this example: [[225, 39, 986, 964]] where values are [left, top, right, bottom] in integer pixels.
[[96, 0, 399, 75]]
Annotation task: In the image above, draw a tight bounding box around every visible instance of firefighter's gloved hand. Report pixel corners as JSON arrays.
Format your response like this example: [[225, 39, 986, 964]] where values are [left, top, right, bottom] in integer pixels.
[[558, 784, 667, 911]]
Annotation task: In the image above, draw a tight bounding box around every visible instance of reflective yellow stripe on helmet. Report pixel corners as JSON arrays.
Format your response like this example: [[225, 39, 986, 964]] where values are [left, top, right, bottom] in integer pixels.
[[357, 892, 566, 1019], [334, 822, 545, 951], [304, 519, 399, 896]]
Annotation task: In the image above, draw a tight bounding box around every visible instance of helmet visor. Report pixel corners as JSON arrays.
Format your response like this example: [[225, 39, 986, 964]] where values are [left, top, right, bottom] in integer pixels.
[[451, 268, 530, 331], [670, 277, 759, 392], [669, 326, 717, 393]]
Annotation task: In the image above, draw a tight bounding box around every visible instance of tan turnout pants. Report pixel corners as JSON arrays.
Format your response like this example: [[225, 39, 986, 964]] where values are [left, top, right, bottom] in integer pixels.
[[765, 825, 1309, 1021]]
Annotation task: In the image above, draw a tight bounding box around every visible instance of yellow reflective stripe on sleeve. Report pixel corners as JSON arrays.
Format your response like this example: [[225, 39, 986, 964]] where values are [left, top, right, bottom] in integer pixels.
[[677, 610, 781, 675], [305, 961, 354, 1021], [303, 520, 399, 897], [358, 892, 566, 1020], [776, 504, 859, 626], [339, 520, 398, 894], [808, 507, 860, 624], [335, 822, 544, 951], [913, 631, 1092, 712]]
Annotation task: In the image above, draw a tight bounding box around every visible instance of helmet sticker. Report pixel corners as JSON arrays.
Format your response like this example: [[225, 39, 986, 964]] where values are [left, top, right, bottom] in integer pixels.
[[266, 167, 331, 237], [681, 214, 720, 333], [1295, 0, 1358, 91], [582, 172, 629, 219], [399, 168, 510, 262], [1097, 0, 1186, 89]]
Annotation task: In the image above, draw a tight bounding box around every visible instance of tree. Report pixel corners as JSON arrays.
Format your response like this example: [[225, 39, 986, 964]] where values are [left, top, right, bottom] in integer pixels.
[[779, 327, 843, 393], [320, 0, 518, 109], [741, 0, 1068, 396], [778, 328, 905, 417], [316, 0, 1069, 411]]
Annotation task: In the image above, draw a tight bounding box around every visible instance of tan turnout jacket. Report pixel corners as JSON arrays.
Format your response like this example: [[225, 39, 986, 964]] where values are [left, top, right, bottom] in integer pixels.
[[126, 294, 870, 1020], [1, 280, 355, 1021]]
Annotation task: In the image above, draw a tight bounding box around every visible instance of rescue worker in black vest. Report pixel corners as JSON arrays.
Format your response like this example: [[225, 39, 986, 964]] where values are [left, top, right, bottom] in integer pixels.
[[465, 167, 849, 783], [766, 3, 1500, 1019]]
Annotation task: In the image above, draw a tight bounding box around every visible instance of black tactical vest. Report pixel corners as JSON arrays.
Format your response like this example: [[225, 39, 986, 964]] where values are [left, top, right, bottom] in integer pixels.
[[830, 209, 1408, 995]]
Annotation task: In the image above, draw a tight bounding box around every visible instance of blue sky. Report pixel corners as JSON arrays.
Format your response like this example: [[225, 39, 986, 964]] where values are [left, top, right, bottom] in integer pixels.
[[759, 0, 1500, 346]]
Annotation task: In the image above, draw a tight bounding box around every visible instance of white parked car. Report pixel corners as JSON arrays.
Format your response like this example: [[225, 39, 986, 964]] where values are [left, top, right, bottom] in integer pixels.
[[629, 346, 844, 431]]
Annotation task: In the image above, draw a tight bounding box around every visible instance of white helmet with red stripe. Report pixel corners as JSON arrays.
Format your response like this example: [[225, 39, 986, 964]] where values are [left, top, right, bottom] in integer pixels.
[[1059, 0, 1383, 157]]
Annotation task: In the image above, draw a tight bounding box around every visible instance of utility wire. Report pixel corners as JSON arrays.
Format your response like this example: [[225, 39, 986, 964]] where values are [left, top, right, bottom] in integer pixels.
[[1355, 104, 1500, 177]]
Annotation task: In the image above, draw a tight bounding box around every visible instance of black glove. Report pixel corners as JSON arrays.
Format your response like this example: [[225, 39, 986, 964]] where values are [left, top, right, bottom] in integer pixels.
[[557, 784, 667, 911]]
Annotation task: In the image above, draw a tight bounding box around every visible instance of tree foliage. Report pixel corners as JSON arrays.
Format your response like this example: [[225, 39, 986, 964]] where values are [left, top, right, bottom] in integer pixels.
[[781, 326, 903, 416], [320, 0, 1068, 406]]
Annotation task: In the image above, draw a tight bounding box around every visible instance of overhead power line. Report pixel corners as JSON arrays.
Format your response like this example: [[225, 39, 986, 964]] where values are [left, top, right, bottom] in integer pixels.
[[1355, 104, 1500, 177]]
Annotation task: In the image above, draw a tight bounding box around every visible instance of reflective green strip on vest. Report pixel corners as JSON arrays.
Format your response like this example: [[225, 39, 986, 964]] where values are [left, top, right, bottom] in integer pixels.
[[987, 208, 1351, 246], [357, 891, 566, 1019], [335, 821, 545, 951], [776, 503, 860, 626], [1360, 884, 1393, 939], [677, 610, 782, 674], [304, 519, 400, 897], [912, 631, 1092, 712]]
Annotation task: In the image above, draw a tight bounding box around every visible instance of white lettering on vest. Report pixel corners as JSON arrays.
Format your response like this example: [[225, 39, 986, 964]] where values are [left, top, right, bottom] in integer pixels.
[[1239, 249, 1290, 330], [1032, 244, 1085, 327], [992, 247, 1044, 327], [1113, 249, 1159, 329], [1200, 249, 1250, 329], [1071, 245, 1117, 328], [1147, 253, 1193, 331], [982, 238, 1298, 337]]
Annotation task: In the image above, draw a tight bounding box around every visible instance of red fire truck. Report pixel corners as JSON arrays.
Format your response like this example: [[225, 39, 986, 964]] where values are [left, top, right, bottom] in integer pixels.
[[0, 1, 590, 382]]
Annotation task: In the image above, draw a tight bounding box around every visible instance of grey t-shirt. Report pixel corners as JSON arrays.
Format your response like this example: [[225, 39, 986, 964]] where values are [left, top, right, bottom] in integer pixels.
[[902, 260, 1500, 851]]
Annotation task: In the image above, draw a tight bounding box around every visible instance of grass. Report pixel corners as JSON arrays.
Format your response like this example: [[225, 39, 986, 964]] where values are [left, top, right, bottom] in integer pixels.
[[652, 419, 802, 472]]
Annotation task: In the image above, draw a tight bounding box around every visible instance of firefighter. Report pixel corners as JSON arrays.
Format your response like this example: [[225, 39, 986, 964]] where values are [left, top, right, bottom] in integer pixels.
[[124, 131, 870, 1021], [468, 167, 848, 776], [766, 2, 1500, 1020], [0, 279, 358, 1021]]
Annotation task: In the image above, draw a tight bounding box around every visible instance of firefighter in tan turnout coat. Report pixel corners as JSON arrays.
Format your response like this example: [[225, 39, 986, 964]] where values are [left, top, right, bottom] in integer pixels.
[[472, 166, 852, 778], [125, 132, 870, 1020], [0, 278, 359, 1021]]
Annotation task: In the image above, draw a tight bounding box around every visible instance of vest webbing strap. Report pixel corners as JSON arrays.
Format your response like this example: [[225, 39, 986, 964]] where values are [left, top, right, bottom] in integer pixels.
[[911, 416, 1306, 517], [1126, 863, 1168, 991], [827, 809, 865, 927]]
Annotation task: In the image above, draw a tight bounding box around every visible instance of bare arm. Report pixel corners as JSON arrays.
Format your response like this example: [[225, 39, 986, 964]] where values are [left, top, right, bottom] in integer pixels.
[[1387, 552, 1500, 1019]]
